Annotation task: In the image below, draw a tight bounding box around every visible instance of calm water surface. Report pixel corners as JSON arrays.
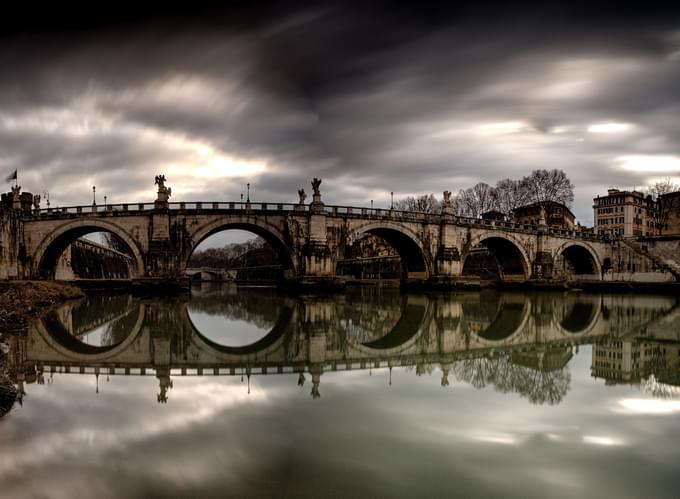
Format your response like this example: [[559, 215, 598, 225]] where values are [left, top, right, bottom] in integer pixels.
[[1, 284, 680, 498]]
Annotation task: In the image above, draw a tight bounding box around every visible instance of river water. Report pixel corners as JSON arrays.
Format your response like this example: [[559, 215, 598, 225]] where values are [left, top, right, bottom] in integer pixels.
[[1, 284, 680, 498]]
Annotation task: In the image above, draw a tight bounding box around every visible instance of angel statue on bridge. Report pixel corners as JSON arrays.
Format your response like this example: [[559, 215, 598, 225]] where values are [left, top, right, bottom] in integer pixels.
[[443, 190, 452, 206], [298, 188, 307, 204], [155, 174, 171, 199], [311, 178, 322, 195]]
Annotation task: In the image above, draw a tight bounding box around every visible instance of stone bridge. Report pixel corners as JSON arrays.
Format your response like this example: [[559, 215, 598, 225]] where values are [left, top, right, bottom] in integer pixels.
[[5, 177, 617, 286]]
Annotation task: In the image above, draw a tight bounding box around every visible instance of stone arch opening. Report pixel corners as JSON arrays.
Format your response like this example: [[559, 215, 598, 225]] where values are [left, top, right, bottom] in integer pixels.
[[35, 222, 144, 280], [557, 243, 601, 277], [338, 225, 431, 280], [186, 221, 296, 283], [462, 236, 529, 280]]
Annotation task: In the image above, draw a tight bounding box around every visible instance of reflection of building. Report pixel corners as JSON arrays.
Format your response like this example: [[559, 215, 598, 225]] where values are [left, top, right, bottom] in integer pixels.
[[591, 339, 680, 385], [593, 189, 657, 237], [510, 346, 573, 372]]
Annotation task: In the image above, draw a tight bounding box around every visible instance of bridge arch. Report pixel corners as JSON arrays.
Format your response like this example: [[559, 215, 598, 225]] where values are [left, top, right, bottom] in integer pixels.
[[33, 219, 145, 279], [185, 217, 297, 275], [464, 232, 531, 280], [554, 241, 602, 278], [346, 222, 434, 279]]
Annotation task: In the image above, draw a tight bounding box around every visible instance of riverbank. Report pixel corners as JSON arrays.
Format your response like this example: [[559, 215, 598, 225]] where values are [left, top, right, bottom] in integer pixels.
[[0, 281, 84, 331]]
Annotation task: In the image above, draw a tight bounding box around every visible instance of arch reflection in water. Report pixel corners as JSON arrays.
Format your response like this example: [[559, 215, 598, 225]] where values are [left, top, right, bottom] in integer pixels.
[[12, 288, 679, 407], [187, 283, 291, 351], [42, 293, 143, 353]]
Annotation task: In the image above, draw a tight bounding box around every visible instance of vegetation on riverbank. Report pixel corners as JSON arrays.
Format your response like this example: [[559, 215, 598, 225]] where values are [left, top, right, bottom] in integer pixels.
[[0, 281, 84, 331]]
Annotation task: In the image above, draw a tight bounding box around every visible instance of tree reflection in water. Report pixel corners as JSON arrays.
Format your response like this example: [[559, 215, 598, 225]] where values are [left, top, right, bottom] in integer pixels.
[[452, 349, 572, 405]]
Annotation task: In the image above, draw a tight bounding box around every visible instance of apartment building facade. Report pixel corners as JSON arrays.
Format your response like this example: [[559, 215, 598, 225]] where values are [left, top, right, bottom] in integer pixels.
[[593, 189, 657, 237]]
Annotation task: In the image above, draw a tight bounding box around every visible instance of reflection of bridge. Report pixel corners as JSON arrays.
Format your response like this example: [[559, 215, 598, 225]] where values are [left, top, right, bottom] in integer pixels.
[[3, 177, 650, 287], [7, 290, 678, 403]]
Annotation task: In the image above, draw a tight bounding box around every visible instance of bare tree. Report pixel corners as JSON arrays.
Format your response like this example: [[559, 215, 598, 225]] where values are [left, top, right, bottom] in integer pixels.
[[648, 179, 680, 234], [394, 194, 441, 213], [646, 178, 680, 199], [455, 182, 495, 218], [523, 169, 574, 207], [492, 178, 532, 216]]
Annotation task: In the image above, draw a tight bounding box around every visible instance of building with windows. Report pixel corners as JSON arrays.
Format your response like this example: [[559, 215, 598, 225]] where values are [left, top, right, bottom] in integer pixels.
[[593, 189, 657, 237], [512, 201, 575, 230]]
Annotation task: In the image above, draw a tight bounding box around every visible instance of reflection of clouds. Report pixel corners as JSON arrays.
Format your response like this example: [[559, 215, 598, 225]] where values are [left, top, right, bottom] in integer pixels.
[[582, 435, 625, 447], [0, 375, 267, 480], [4, 354, 680, 499], [469, 431, 521, 445], [617, 398, 680, 415]]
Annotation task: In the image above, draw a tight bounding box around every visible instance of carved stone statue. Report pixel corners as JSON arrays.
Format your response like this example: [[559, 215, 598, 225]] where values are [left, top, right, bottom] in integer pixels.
[[32, 194, 41, 210], [443, 190, 452, 205], [10, 185, 21, 197], [298, 188, 307, 204], [154, 174, 171, 202], [311, 178, 322, 195]]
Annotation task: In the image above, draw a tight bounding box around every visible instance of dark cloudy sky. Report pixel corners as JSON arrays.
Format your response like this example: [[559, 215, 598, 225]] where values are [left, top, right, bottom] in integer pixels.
[[2, 3, 680, 224]]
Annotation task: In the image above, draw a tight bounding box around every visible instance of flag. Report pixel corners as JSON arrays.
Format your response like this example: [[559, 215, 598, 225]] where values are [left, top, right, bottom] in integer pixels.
[[4, 169, 16, 183]]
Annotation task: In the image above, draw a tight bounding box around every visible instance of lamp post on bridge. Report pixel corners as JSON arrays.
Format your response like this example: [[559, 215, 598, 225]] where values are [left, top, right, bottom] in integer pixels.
[[92, 186, 96, 206], [390, 191, 394, 210], [246, 183, 250, 203]]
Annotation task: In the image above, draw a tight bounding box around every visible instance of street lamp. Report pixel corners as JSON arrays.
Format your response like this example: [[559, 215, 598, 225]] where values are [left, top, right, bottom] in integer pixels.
[[43, 191, 50, 209], [104, 195, 107, 209], [390, 191, 394, 210], [371, 199, 373, 209], [247, 183, 251, 203], [92, 186, 96, 205]]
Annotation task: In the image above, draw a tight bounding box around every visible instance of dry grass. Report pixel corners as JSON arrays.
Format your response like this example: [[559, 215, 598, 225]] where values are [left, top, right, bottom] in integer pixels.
[[0, 281, 84, 331]]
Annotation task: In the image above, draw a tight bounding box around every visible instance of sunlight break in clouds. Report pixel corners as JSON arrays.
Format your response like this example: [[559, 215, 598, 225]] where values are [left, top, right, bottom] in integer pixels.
[[587, 123, 634, 133], [473, 122, 531, 135], [616, 155, 680, 172]]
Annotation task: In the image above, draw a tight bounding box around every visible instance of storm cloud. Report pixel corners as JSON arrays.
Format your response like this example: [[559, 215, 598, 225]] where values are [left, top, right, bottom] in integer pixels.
[[2, 4, 680, 224]]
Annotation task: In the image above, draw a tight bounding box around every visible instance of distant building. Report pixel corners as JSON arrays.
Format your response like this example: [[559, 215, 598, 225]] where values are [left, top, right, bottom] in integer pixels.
[[512, 201, 575, 230], [480, 210, 507, 222], [593, 188, 658, 237]]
